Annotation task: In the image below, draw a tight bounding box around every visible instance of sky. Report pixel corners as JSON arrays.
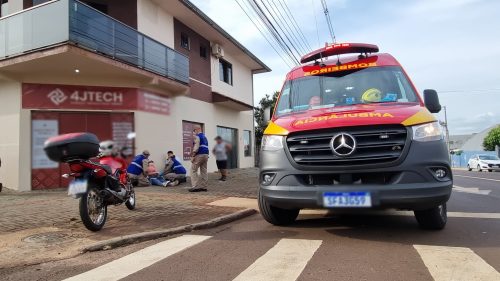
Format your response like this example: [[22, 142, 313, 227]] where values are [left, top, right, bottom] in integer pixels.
[[190, 0, 500, 135]]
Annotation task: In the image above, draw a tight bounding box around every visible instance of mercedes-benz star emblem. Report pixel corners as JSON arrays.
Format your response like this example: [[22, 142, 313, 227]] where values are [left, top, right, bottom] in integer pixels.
[[330, 133, 356, 157]]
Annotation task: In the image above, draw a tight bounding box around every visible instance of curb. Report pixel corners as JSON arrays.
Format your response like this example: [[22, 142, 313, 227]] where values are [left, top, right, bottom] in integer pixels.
[[81, 208, 257, 253]]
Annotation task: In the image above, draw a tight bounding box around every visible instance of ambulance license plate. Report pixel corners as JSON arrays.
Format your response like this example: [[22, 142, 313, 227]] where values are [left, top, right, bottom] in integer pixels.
[[68, 180, 88, 196], [323, 192, 372, 207]]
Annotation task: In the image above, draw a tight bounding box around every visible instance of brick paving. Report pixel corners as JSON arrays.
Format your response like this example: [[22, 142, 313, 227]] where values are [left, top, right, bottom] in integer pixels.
[[0, 168, 259, 236]]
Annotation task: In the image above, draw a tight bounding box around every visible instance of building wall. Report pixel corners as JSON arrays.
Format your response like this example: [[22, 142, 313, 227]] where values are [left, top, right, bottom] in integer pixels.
[[136, 0, 175, 49], [210, 51, 253, 106], [0, 80, 24, 190], [173, 18, 212, 103], [132, 97, 255, 174], [170, 96, 255, 172]]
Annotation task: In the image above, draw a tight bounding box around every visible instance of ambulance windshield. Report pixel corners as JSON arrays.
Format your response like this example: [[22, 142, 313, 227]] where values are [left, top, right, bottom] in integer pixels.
[[276, 66, 419, 116]]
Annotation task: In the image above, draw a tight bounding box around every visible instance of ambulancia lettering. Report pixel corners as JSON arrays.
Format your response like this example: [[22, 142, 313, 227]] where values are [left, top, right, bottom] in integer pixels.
[[294, 112, 394, 126]]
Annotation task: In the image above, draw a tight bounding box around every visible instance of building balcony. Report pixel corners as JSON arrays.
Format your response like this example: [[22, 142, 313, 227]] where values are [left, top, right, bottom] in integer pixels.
[[0, 0, 189, 93]]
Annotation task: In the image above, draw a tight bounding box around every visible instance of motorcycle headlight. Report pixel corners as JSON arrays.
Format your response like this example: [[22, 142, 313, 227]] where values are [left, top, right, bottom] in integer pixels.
[[262, 135, 284, 151], [412, 121, 443, 142]]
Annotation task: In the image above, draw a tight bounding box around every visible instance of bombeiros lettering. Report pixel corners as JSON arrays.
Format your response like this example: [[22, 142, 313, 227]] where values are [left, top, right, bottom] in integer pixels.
[[304, 62, 377, 77]]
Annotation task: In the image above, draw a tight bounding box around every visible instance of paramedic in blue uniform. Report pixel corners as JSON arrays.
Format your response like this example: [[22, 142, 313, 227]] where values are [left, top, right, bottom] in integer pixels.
[[127, 150, 151, 187], [163, 151, 187, 186], [189, 125, 209, 192]]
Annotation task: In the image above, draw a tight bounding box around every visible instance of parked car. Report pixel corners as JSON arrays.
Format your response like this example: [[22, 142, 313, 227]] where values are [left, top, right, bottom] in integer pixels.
[[467, 154, 500, 172]]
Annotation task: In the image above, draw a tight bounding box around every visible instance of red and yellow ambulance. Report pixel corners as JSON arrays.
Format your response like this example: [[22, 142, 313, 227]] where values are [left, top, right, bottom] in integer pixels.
[[259, 43, 452, 230]]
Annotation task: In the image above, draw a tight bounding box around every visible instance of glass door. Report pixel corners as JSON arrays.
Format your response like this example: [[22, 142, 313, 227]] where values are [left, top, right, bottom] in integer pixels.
[[216, 126, 238, 169]]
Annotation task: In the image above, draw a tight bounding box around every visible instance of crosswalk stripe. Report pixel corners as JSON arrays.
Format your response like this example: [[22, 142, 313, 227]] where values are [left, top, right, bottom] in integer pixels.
[[232, 239, 322, 281], [63, 235, 211, 281], [414, 245, 500, 281]]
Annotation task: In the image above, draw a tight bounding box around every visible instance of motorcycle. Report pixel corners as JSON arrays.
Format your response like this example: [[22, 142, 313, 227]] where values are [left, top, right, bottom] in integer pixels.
[[44, 132, 136, 231]]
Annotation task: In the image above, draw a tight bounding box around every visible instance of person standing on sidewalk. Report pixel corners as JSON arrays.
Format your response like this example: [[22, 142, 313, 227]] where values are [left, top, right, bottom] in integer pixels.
[[213, 136, 232, 181], [189, 125, 209, 192]]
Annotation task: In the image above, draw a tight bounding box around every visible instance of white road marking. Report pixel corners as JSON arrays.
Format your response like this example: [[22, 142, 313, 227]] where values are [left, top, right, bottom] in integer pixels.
[[453, 185, 491, 195], [414, 245, 500, 281], [232, 238, 322, 281], [454, 174, 500, 182], [381, 210, 500, 219], [63, 235, 211, 281]]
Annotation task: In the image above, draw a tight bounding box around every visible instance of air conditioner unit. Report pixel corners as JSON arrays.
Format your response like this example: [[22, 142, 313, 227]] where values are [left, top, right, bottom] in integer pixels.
[[212, 44, 224, 58]]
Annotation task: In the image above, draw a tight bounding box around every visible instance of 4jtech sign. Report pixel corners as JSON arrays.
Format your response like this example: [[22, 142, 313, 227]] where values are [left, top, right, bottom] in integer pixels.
[[22, 83, 170, 115]]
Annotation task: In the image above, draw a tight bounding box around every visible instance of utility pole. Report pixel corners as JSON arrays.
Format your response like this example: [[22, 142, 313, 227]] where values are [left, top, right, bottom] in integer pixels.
[[443, 106, 450, 150], [439, 106, 451, 162]]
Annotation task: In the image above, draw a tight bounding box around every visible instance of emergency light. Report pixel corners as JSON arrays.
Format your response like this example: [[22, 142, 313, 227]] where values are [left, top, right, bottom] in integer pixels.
[[300, 43, 379, 64]]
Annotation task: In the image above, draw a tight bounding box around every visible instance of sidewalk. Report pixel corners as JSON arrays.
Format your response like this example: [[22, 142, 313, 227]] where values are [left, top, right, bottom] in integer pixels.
[[0, 168, 258, 268]]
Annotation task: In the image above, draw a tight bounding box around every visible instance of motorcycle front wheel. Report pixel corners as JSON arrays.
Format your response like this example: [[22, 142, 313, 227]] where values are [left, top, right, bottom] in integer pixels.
[[79, 187, 107, 231], [125, 187, 136, 210]]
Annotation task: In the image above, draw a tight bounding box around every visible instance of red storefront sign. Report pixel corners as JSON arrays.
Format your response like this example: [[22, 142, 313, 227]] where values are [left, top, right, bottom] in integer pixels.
[[22, 83, 170, 115]]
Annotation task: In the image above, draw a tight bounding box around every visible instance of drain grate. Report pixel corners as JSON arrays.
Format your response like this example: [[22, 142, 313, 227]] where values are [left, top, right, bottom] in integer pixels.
[[23, 232, 74, 244]]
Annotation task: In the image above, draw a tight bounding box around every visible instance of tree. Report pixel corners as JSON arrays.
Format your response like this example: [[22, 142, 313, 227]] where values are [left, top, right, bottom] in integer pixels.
[[254, 91, 279, 149], [483, 125, 500, 151]]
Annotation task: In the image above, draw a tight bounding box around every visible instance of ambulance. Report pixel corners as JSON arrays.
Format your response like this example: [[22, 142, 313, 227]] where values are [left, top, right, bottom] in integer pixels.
[[259, 43, 452, 230]]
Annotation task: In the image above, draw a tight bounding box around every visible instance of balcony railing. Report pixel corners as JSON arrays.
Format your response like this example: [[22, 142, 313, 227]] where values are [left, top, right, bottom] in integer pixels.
[[0, 0, 189, 84]]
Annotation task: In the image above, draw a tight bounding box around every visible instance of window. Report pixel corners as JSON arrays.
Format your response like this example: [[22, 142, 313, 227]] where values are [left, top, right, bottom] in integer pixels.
[[1, 0, 8, 17], [243, 130, 252, 157], [180, 33, 190, 50], [200, 45, 208, 59], [219, 59, 233, 85], [275, 66, 419, 116]]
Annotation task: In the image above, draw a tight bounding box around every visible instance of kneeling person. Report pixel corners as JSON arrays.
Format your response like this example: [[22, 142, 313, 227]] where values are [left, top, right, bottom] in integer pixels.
[[163, 151, 187, 186]]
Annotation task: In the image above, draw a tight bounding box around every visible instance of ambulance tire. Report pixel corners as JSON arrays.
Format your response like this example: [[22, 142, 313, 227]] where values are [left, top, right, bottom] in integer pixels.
[[258, 190, 299, 226], [414, 204, 447, 230]]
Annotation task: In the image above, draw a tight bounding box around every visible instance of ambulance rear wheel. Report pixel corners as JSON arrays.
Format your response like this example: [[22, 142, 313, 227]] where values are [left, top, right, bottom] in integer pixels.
[[258, 190, 299, 226]]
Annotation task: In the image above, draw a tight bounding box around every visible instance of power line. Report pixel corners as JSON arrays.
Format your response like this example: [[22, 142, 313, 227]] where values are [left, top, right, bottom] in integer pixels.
[[264, 0, 309, 55], [276, 0, 312, 52], [234, 0, 294, 68], [311, 0, 321, 48], [320, 0, 337, 43], [248, 0, 300, 65], [256, 0, 302, 61], [245, 0, 298, 65]]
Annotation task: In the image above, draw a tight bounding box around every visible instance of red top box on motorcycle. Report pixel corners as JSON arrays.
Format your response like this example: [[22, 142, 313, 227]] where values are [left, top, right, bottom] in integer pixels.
[[44, 132, 100, 162]]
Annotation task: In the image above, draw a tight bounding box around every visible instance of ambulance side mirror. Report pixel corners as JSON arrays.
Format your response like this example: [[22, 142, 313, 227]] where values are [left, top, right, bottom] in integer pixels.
[[263, 106, 272, 123], [423, 89, 441, 113]]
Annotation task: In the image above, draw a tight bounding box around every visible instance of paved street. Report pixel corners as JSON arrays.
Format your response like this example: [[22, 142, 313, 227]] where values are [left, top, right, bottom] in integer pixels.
[[2, 169, 500, 280]]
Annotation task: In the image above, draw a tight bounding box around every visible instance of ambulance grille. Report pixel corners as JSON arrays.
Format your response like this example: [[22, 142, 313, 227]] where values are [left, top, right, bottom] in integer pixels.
[[286, 125, 408, 167]]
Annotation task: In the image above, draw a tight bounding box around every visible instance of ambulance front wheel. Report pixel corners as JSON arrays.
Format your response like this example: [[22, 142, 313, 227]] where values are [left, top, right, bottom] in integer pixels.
[[258, 190, 299, 226]]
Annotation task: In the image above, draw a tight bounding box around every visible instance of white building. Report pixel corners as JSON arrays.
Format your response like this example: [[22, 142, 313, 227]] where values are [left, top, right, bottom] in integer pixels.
[[0, 0, 270, 190]]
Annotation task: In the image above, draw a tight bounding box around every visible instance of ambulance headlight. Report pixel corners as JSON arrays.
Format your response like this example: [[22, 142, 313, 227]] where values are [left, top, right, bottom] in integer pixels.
[[412, 122, 443, 142], [262, 135, 284, 151]]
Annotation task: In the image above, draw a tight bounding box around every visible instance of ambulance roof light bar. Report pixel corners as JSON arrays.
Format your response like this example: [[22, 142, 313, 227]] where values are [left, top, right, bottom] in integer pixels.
[[300, 43, 379, 64]]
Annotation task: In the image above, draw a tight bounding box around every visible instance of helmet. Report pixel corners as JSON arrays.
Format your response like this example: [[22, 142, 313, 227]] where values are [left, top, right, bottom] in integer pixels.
[[361, 88, 382, 103], [99, 140, 117, 157]]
